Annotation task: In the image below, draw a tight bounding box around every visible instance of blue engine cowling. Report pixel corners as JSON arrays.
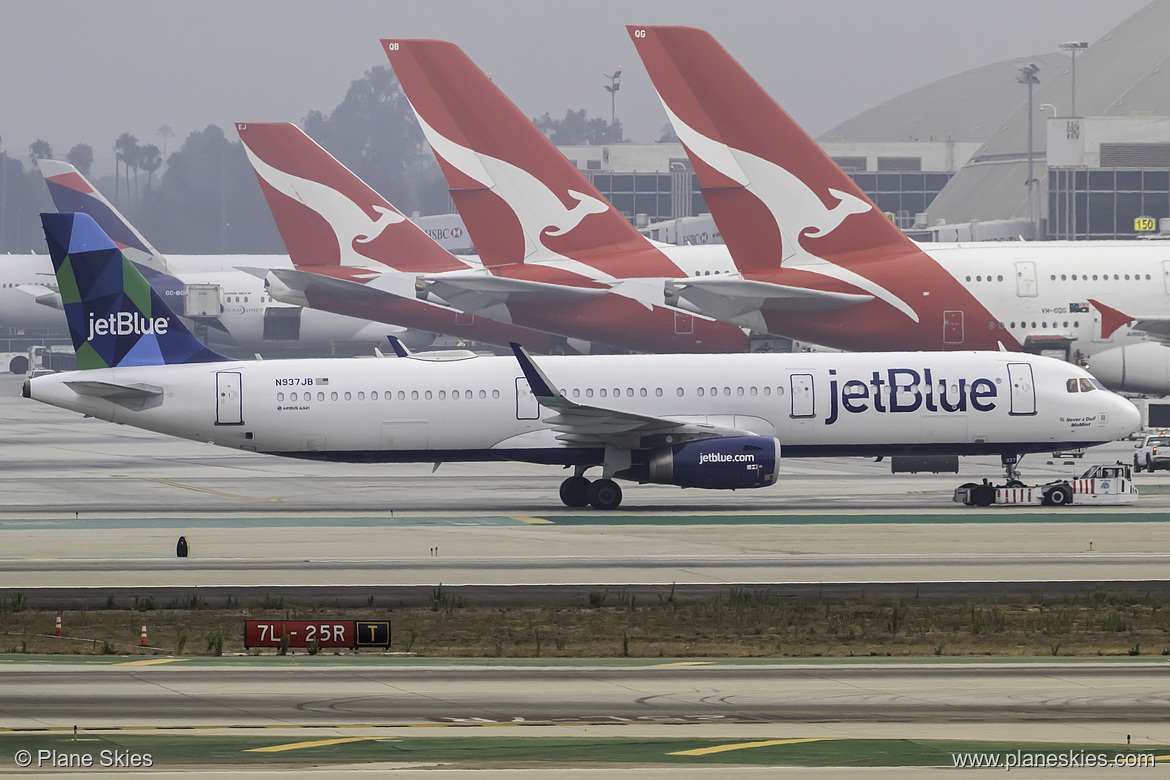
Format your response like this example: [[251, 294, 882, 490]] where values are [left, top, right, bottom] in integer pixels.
[[636, 436, 780, 489]]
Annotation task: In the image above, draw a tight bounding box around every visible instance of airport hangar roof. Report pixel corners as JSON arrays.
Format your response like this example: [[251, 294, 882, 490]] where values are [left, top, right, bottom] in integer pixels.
[[819, 0, 1170, 226]]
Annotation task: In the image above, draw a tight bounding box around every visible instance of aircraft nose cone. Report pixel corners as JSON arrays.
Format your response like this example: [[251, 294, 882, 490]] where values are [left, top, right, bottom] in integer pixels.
[[1116, 395, 1142, 438]]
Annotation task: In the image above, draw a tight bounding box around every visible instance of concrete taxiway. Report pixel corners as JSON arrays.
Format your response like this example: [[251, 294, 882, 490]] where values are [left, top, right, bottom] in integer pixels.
[[4, 373, 1170, 592]]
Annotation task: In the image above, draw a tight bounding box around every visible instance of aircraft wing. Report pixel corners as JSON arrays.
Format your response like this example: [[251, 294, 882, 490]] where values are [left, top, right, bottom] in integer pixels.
[[511, 343, 748, 449], [419, 274, 610, 313], [665, 277, 871, 330], [1131, 316, 1170, 345], [16, 284, 62, 310]]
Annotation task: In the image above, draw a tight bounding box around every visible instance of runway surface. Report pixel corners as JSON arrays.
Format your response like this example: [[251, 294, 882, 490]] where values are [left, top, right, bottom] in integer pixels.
[[3, 657, 1168, 729], [4, 373, 1170, 592]]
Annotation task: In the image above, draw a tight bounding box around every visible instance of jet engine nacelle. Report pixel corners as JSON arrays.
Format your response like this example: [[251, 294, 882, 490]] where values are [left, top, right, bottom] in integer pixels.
[[264, 271, 310, 308], [1087, 342, 1170, 395], [633, 435, 780, 489]]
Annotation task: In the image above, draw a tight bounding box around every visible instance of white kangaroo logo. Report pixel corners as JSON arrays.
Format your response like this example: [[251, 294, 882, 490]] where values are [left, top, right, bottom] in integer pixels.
[[659, 100, 919, 323], [242, 142, 406, 267], [410, 103, 611, 274]]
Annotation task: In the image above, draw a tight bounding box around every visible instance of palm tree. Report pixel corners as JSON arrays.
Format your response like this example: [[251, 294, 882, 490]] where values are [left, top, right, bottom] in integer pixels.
[[138, 144, 162, 190], [156, 124, 173, 163], [114, 132, 138, 203], [28, 139, 53, 166], [66, 144, 94, 177]]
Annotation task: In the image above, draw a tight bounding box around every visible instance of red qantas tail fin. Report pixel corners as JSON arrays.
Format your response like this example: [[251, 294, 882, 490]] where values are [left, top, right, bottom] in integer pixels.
[[628, 25, 917, 275], [236, 122, 466, 273], [382, 39, 679, 276]]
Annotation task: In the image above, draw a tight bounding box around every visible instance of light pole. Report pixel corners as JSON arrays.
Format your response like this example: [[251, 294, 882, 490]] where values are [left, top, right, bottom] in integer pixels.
[[604, 67, 622, 142], [1017, 63, 1041, 238], [1058, 41, 1088, 116]]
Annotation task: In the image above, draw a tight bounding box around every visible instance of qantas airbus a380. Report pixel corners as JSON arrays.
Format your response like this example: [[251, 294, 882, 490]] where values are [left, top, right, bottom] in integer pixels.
[[626, 25, 1170, 390], [24, 212, 1139, 510]]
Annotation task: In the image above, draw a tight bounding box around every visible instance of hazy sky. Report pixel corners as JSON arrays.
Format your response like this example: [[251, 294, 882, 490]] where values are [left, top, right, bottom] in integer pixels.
[[0, 0, 1149, 176]]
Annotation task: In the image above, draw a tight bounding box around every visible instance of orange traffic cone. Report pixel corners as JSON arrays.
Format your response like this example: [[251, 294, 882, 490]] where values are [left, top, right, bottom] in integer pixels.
[[55, 612, 62, 636], [140, 622, 148, 647]]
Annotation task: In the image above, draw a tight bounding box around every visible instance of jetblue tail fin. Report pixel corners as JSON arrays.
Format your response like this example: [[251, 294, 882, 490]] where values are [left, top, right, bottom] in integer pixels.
[[38, 159, 169, 274], [40, 212, 227, 369]]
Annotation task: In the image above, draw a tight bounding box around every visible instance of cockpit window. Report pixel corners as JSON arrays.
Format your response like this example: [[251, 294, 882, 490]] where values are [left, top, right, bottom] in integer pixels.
[[1079, 378, 1096, 392], [1066, 378, 1079, 393]]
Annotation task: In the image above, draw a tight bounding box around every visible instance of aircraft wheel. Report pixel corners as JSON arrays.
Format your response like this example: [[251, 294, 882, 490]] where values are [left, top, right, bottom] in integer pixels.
[[1147, 457, 1154, 473], [1005, 479, 1025, 489], [1134, 456, 1143, 473], [971, 484, 995, 507], [586, 479, 623, 510], [1045, 485, 1073, 506], [559, 476, 591, 507]]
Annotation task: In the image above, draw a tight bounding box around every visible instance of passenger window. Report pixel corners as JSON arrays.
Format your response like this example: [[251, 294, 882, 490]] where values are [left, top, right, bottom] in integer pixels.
[[453, 390, 460, 399], [411, 391, 419, 400], [639, 388, 647, 397], [479, 390, 487, 399], [676, 388, 684, 397], [331, 392, 338, 401], [492, 390, 500, 399], [572, 389, 580, 398], [317, 392, 325, 401], [600, 388, 607, 398], [586, 388, 593, 398], [697, 387, 705, 397], [438, 390, 446, 400], [277, 392, 285, 402], [424, 390, 432, 400], [398, 391, 405, 400], [345, 392, 352, 401], [764, 387, 771, 396], [288, 392, 295, 401], [372, 392, 379, 400]]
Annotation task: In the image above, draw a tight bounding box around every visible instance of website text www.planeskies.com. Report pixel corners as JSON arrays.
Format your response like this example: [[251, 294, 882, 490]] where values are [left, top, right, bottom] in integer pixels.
[[951, 749, 1155, 770]]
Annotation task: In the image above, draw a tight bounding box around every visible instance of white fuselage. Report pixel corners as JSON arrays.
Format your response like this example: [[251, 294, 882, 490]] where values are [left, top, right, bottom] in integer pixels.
[[26, 351, 1139, 468], [0, 253, 409, 353]]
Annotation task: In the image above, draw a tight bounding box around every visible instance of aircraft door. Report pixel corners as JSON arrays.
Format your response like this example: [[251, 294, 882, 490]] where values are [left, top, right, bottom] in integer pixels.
[[1163, 260, 1170, 293], [674, 311, 693, 334], [215, 371, 243, 425], [790, 373, 815, 418], [1015, 261, 1038, 297], [943, 311, 964, 344], [515, 377, 540, 420], [1007, 362, 1037, 416]]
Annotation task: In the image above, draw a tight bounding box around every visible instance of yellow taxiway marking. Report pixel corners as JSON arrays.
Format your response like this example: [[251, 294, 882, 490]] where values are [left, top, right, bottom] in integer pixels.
[[514, 516, 553, 524], [651, 662, 714, 667], [114, 659, 182, 667], [246, 737, 385, 753], [670, 738, 828, 756], [143, 479, 281, 502]]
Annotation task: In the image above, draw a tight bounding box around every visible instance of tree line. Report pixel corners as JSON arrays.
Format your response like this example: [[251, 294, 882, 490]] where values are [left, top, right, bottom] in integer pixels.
[[0, 66, 623, 255]]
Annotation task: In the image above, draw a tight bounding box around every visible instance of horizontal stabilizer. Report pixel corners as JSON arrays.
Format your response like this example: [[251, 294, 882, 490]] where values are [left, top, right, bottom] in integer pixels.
[[17, 284, 63, 310], [64, 380, 163, 400], [666, 277, 871, 329], [420, 274, 609, 313]]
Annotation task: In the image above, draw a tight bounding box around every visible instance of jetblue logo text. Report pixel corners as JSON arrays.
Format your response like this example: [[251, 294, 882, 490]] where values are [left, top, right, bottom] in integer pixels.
[[87, 312, 170, 341], [698, 452, 756, 465], [825, 368, 997, 425]]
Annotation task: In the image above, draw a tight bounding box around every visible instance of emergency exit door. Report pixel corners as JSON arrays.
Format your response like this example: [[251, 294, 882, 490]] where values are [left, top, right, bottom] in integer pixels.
[[216, 371, 243, 425]]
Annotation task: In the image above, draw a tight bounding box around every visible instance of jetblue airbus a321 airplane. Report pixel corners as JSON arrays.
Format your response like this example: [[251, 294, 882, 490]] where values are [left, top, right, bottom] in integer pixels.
[[24, 213, 1140, 510]]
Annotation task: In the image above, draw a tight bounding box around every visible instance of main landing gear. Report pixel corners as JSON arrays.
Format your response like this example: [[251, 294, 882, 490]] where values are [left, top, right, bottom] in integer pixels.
[[559, 467, 623, 510], [955, 453, 1025, 507]]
